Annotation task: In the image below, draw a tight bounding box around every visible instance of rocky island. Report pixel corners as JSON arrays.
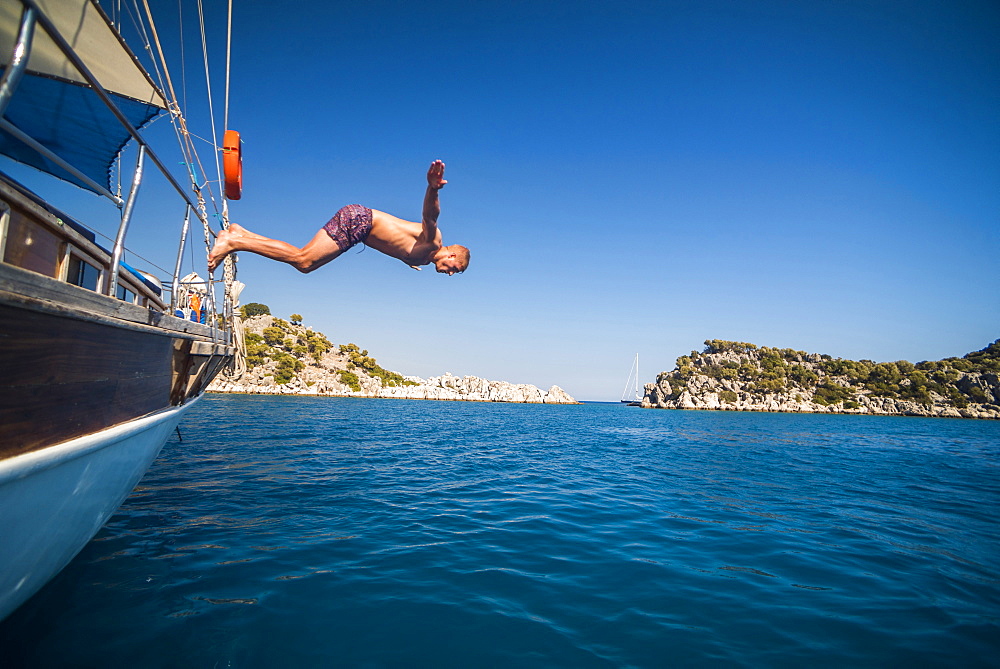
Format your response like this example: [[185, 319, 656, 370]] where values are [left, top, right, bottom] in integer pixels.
[[640, 339, 1000, 419], [209, 306, 576, 404]]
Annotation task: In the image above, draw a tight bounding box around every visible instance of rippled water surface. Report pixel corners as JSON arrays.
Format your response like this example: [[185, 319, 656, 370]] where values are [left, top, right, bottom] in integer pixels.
[[3, 396, 999, 667]]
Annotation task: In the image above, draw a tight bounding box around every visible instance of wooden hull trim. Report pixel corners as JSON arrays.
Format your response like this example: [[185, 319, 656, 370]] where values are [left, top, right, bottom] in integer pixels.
[[0, 289, 232, 460]]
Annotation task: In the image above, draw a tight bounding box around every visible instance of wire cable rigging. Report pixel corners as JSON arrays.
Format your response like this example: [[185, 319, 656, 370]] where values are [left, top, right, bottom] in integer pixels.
[[131, 0, 241, 346]]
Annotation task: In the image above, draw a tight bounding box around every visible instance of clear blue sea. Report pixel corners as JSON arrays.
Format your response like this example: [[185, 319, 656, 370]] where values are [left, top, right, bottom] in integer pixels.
[[2, 395, 999, 667]]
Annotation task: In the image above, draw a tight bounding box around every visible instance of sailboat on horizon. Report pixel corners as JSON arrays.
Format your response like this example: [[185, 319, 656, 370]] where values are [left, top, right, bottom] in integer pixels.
[[620, 353, 642, 404]]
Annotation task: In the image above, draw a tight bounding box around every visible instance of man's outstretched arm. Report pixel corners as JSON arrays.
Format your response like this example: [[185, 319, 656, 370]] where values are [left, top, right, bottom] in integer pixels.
[[421, 160, 447, 238]]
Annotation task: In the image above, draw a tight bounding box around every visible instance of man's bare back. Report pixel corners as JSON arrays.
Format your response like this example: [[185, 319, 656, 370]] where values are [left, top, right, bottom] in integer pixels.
[[208, 160, 470, 275], [365, 209, 443, 269]]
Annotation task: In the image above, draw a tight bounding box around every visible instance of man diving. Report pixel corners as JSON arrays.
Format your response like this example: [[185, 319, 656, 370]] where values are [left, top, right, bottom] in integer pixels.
[[208, 160, 470, 275]]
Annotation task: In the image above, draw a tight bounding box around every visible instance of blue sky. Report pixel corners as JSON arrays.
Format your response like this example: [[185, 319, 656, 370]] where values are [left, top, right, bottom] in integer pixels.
[[10, 0, 999, 401]]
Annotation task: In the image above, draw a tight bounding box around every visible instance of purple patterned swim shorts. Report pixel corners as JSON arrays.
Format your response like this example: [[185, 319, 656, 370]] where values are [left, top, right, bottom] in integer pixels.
[[323, 204, 373, 252]]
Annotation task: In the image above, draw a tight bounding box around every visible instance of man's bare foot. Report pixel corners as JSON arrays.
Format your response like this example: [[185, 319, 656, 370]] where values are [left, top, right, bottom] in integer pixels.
[[208, 223, 264, 271], [208, 228, 234, 272]]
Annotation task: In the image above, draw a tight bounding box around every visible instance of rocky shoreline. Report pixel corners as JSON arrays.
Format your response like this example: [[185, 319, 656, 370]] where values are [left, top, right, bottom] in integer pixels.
[[208, 314, 577, 405], [639, 339, 1000, 420], [210, 372, 577, 404]]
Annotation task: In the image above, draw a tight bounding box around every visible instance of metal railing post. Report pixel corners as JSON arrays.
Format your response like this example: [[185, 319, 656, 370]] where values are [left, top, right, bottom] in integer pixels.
[[108, 145, 145, 297], [0, 5, 35, 118], [170, 204, 192, 312]]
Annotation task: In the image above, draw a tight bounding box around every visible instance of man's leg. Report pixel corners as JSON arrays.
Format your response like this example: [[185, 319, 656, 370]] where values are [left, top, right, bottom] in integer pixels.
[[208, 225, 343, 273]]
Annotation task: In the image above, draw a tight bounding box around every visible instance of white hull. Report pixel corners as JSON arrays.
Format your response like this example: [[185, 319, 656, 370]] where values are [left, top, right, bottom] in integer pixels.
[[0, 397, 199, 620]]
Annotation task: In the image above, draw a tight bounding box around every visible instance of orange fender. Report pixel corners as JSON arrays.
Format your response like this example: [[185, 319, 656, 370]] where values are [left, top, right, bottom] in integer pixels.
[[223, 129, 242, 200]]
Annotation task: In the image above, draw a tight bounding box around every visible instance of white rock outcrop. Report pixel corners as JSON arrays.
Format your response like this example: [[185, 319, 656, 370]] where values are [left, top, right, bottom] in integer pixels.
[[208, 316, 577, 404], [210, 372, 576, 404]]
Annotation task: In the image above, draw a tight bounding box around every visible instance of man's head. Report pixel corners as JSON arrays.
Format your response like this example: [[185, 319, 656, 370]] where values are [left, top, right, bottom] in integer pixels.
[[434, 245, 471, 275]]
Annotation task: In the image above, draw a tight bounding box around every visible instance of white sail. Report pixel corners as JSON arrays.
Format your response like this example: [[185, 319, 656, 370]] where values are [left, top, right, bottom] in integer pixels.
[[620, 354, 641, 403], [0, 0, 166, 107]]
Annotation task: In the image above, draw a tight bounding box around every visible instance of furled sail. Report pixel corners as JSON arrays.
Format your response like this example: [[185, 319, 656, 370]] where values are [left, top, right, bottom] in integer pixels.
[[0, 0, 167, 193]]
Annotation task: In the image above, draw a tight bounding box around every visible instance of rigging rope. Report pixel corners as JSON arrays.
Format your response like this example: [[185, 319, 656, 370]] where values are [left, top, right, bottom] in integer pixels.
[[226, 304, 248, 380], [135, 0, 222, 226], [178, 0, 187, 116], [195, 0, 225, 220], [219, 0, 245, 379], [224, 0, 232, 132], [134, 0, 242, 366], [136, 1, 198, 190]]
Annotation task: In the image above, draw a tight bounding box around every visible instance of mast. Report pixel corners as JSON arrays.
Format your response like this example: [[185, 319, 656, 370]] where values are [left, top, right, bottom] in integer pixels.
[[621, 353, 640, 403]]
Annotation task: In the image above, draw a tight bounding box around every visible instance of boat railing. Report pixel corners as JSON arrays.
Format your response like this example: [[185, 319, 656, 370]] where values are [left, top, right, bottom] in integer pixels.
[[0, 0, 228, 333]]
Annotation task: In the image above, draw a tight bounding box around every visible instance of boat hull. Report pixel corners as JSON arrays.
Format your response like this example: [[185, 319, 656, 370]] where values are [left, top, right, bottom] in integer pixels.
[[0, 263, 231, 459], [0, 300, 174, 459], [0, 400, 195, 620], [0, 1, 237, 623], [0, 264, 232, 621]]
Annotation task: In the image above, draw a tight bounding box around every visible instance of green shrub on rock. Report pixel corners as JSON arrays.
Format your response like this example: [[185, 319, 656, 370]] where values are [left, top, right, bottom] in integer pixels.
[[240, 302, 270, 317], [339, 343, 417, 387], [338, 369, 361, 392], [307, 333, 333, 361], [273, 352, 304, 385], [788, 365, 818, 387], [262, 326, 285, 346], [703, 340, 758, 355], [752, 378, 786, 394], [813, 382, 854, 406], [244, 332, 269, 368]]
